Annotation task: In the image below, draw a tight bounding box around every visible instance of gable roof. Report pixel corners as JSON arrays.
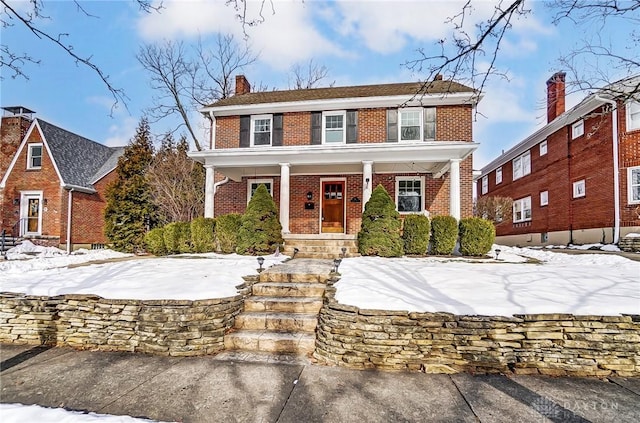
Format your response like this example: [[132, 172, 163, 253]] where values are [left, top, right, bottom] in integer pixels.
[[209, 80, 476, 108]]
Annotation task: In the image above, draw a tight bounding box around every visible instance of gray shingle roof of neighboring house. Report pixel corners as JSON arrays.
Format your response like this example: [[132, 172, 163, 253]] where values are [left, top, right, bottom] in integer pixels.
[[37, 119, 124, 191], [209, 80, 476, 108]]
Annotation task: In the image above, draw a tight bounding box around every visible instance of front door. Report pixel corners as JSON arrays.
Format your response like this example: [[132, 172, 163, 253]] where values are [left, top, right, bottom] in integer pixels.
[[321, 181, 344, 233], [20, 193, 42, 236]]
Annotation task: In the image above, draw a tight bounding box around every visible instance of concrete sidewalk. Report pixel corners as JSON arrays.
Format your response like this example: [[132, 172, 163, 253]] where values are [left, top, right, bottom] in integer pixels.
[[1, 344, 639, 423]]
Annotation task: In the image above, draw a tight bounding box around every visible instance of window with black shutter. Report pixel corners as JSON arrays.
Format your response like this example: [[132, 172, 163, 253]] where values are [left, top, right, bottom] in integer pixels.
[[311, 112, 322, 145], [346, 110, 358, 144], [239, 115, 250, 148], [251, 114, 272, 146], [272, 114, 283, 146], [386, 109, 398, 142]]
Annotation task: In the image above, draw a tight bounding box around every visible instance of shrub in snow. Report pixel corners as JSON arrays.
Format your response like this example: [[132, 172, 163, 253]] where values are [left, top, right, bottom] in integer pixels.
[[402, 214, 430, 255], [458, 217, 495, 256], [237, 184, 283, 255], [191, 217, 216, 253], [215, 213, 242, 254], [358, 184, 403, 257], [144, 227, 166, 255], [430, 215, 458, 255], [163, 222, 192, 254]]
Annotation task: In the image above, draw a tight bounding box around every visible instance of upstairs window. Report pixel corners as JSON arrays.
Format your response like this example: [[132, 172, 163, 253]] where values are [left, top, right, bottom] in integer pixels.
[[513, 196, 532, 223], [573, 179, 586, 198], [396, 176, 424, 213], [496, 167, 503, 184], [323, 111, 346, 144], [247, 179, 273, 202], [540, 140, 547, 156], [399, 109, 422, 141], [27, 144, 43, 169], [540, 190, 549, 206], [572, 120, 584, 139], [629, 166, 640, 204], [513, 151, 531, 180], [481, 175, 488, 195], [251, 115, 272, 146], [627, 101, 640, 131]]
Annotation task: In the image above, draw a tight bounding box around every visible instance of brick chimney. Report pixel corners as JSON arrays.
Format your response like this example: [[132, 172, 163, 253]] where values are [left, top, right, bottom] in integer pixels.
[[1, 106, 34, 179], [546, 72, 566, 123], [235, 75, 251, 95]]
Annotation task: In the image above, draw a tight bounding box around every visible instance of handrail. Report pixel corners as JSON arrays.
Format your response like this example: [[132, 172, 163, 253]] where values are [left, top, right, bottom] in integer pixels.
[[11, 218, 27, 238]]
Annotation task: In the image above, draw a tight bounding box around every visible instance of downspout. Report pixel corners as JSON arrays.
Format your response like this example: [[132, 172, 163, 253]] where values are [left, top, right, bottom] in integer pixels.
[[208, 111, 216, 150], [214, 177, 230, 194], [66, 188, 74, 254], [594, 95, 620, 244]]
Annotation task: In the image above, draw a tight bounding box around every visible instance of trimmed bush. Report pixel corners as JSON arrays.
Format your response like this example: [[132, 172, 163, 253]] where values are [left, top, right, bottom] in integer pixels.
[[357, 184, 403, 257], [144, 227, 166, 256], [163, 221, 192, 254], [430, 215, 458, 255], [459, 217, 495, 256], [191, 217, 216, 253], [402, 214, 430, 255], [215, 213, 242, 254], [237, 184, 284, 255]]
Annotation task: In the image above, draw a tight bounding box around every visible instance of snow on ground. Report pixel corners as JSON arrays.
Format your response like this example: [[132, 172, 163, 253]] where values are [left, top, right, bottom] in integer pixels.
[[335, 245, 640, 316], [541, 243, 621, 252], [0, 403, 170, 422]]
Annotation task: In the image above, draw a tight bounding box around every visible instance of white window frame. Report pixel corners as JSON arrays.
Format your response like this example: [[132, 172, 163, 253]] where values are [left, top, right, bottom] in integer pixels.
[[247, 178, 274, 203], [627, 166, 640, 204], [513, 196, 532, 223], [572, 120, 584, 139], [250, 114, 272, 147], [573, 179, 586, 198], [395, 176, 425, 214], [512, 151, 531, 180], [398, 108, 423, 142], [540, 190, 548, 206], [627, 101, 640, 131], [20, 190, 43, 236], [496, 167, 502, 185], [540, 140, 547, 156], [481, 175, 488, 195], [322, 110, 346, 144], [27, 143, 43, 170]]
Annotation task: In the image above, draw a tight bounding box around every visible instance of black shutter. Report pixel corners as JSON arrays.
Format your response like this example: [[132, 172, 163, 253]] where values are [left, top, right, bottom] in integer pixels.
[[273, 114, 283, 146], [386, 109, 398, 142], [423, 107, 436, 140], [311, 112, 322, 145], [239, 115, 250, 148], [346, 110, 358, 144]]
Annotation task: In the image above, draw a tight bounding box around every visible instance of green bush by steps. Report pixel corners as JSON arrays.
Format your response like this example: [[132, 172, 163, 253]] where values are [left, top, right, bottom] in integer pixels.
[[191, 217, 216, 253], [357, 184, 403, 257], [402, 214, 430, 255], [215, 213, 242, 254], [459, 217, 495, 256], [430, 215, 458, 255], [237, 184, 283, 255]]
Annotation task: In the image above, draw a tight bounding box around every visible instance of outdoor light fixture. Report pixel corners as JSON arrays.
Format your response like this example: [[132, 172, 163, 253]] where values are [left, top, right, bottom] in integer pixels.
[[306, 191, 313, 200], [13, 198, 19, 206], [43, 198, 48, 206], [257, 256, 265, 272], [341, 247, 347, 258], [495, 249, 501, 260], [365, 177, 370, 188], [350, 197, 361, 203], [333, 258, 342, 273]]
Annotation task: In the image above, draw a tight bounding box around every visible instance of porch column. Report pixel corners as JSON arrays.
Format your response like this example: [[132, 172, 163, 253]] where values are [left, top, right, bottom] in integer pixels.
[[362, 160, 373, 210], [279, 162, 290, 234], [204, 164, 215, 218], [449, 159, 461, 220]]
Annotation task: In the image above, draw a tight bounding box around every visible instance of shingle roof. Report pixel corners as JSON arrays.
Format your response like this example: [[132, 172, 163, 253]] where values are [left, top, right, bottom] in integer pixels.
[[210, 80, 475, 108], [37, 119, 123, 190]]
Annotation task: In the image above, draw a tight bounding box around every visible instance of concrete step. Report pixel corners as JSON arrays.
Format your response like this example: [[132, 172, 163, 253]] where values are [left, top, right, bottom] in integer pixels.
[[252, 282, 325, 298], [224, 330, 316, 354], [244, 296, 323, 313], [284, 238, 357, 247], [259, 271, 331, 284], [291, 252, 360, 259], [235, 312, 318, 332]]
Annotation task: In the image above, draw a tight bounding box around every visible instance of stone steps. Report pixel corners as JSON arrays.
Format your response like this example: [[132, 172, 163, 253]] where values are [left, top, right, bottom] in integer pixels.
[[244, 297, 323, 313], [252, 282, 326, 297], [619, 235, 640, 253], [234, 312, 318, 332], [282, 237, 360, 259], [224, 330, 316, 355]]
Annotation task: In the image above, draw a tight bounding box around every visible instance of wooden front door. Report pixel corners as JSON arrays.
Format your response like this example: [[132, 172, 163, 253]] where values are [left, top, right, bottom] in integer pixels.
[[322, 181, 344, 233]]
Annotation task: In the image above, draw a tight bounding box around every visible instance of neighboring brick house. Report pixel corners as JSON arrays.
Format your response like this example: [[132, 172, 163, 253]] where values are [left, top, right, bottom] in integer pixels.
[[0, 108, 124, 250], [189, 75, 480, 246], [476, 73, 640, 246]]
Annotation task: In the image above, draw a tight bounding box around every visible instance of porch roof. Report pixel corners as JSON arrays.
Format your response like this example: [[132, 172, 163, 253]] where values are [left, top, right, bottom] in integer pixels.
[[189, 142, 477, 181]]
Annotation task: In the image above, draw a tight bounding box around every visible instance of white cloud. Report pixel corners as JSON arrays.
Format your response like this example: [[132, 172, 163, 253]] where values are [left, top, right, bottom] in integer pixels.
[[103, 116, 137, 147]]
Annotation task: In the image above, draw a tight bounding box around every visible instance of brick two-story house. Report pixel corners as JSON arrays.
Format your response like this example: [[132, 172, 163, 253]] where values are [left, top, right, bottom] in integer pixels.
[[0, 107, 124, 251], [476, 73, 640, 246], [189, 75, 481, 252]]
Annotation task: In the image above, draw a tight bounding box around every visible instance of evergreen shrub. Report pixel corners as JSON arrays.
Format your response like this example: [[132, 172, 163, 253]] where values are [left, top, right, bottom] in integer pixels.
[[459, 217, 495, 256], [191, 217, 216, 253], [357, 184, 403, 257], [402, 214, 430, 255], [163, 222, 191, 254], [215, 214, 242, 254], [237, 184, 283, 255], [430, 215, 458, 255], [144, 227, 166, 256]]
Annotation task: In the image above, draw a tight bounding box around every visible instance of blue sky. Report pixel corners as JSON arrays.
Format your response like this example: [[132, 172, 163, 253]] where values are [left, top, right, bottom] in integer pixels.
[[1, 0, 635, 169]]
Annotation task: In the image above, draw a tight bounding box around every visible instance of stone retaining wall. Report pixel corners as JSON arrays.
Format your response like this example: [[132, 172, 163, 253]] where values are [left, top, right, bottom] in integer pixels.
[[315, 281, 640, 377], [0, 291, 243, 356]]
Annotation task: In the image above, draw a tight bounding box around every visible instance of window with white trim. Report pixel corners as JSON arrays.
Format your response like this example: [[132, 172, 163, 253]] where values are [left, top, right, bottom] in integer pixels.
[[247, 179, 273, 202], [627, 101, 640, 131], [540, 190, 548, 206], [251, 115, 272, 146], [573, 179, 586, 198], [572, 120, 584, 139], [481, 175, 488, 195], [27, 144, 43, 169], [322, 111, 345, 144], [540, 140, 547, 156], [424, 107, 436, 140], [628, 166, 640, 204], [399, 108, 422, 141], [512, 151, 531, 180], [513, 196, 532, 223], [496, 167, 502, 184], [396, 176, 424, 213]]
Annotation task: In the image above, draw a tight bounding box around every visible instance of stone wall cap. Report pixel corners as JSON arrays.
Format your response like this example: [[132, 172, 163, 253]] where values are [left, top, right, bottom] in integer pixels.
[[359, 308, 408, 317]]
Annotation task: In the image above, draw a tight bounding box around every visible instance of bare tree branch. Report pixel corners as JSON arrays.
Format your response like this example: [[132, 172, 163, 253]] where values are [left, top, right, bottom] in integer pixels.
[[288, 59, 335, 89]]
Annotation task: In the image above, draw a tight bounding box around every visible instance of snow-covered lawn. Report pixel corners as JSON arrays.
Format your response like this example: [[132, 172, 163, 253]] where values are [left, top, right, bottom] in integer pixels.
[[0, 403, 169, 423], [1, 242, 638, 316]]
